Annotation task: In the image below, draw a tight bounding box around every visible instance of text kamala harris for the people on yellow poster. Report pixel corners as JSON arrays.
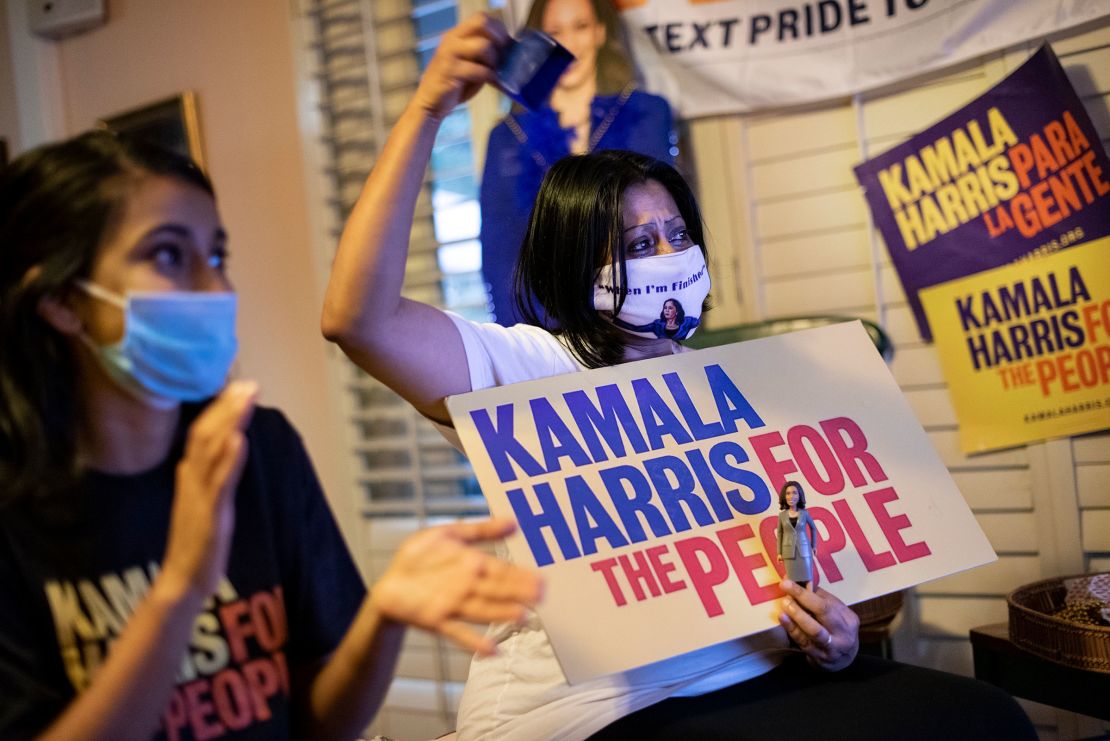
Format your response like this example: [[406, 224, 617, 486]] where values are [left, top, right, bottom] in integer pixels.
[[920, 235, 1110, 454]]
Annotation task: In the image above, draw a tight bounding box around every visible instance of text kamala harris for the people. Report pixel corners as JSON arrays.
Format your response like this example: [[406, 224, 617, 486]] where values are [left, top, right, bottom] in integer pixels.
[[448, 322, 994, 683]]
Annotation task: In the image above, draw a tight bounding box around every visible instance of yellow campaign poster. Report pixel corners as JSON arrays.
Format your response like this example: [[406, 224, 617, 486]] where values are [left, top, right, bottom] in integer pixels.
[[921, 236, 1110, 454]]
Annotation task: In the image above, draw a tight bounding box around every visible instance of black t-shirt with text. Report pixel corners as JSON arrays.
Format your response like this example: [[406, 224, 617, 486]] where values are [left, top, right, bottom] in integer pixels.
[[0, 405, 365, 740]]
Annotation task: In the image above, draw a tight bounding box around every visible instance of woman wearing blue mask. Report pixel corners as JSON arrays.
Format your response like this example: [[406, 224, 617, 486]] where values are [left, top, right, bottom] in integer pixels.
[[0, 130, 541, 740], [322, 15, 1036, 741]]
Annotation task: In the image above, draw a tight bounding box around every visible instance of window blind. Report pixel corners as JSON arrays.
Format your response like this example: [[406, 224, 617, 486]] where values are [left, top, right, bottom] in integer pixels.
[[300, 0, 492, 735]]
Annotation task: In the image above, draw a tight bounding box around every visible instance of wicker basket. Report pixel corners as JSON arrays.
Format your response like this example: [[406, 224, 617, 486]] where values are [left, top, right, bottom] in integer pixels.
[[1007, 572, 1110, 674]]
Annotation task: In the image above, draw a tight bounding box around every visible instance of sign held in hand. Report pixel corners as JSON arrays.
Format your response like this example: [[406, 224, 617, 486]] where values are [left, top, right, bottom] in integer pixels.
[[448, 321, 995, 683]]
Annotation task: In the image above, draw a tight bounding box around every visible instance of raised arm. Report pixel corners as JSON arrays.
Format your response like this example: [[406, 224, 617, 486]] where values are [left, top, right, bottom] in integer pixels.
[[322, 14, 509, 422]]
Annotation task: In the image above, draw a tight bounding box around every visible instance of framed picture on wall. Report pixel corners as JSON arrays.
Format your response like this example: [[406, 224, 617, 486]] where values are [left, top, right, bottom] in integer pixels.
[[98, 91, 206, 170]]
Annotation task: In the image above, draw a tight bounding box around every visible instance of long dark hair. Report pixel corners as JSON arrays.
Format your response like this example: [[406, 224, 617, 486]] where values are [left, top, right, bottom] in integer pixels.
[[523, 0, 635, 95], [0, 130, 213, 507], [778, 481, 807, 510], [515, 149, 706, 368], [660, 298, 684, 323]]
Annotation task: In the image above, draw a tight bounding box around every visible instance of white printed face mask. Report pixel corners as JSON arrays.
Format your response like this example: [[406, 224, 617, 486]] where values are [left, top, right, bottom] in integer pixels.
[[592, 247, 711, 340]]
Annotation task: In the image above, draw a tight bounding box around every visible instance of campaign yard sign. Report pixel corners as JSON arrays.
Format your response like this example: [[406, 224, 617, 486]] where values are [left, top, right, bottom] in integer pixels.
[[447, 322, 995, 683], [853, 44, 1110, 341], [920, 236, 1110, 454]]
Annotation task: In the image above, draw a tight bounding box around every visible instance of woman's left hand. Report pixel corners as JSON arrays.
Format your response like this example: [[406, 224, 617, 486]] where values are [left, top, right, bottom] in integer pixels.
[[777, 579, 859, 671], [369, 518, 543, 655]]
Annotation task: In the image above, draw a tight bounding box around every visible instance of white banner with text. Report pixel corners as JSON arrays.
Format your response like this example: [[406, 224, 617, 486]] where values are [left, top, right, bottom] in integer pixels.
[[508, 0, 1110, 117]]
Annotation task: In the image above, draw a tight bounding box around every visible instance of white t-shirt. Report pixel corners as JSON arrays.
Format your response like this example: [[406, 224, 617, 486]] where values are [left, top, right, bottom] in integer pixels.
[[444, 315, 790, 741]]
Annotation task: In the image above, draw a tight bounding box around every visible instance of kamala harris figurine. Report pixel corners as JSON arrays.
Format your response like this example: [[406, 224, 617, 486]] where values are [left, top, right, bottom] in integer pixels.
[[776, 480, 818, 589]]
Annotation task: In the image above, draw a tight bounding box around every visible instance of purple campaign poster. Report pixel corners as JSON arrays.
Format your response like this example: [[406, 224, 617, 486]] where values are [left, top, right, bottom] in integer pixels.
[[853, 45, 1110, 341]]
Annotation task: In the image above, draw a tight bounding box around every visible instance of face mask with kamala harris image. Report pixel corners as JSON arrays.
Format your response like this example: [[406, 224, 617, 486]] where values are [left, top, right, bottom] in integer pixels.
[[593, 247, 711, 340]]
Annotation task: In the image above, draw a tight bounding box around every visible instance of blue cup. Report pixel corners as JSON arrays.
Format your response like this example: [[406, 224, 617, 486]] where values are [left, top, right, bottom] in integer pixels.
[[495, 30, 575, 110]]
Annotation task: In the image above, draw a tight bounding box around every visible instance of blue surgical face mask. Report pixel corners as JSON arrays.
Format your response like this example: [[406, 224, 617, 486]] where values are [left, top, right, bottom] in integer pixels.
[[77, 281, 238, 408]]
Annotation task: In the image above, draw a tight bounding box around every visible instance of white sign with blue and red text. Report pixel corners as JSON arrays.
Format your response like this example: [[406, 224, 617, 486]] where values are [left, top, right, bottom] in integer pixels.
[[447, 321, 995, 682]]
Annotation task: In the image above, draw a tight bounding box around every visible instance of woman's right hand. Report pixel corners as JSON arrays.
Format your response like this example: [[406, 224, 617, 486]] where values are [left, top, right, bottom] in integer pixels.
[[160, 380, 258, 600], [410, 12, 510, 121]]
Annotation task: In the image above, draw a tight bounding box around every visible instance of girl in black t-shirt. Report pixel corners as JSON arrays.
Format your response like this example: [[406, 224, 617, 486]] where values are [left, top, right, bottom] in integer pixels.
[[0, 131, 541, 740]]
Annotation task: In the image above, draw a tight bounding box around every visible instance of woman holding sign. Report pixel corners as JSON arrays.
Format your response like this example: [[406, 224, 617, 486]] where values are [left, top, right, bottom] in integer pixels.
[[322, 13, 1035, 741]]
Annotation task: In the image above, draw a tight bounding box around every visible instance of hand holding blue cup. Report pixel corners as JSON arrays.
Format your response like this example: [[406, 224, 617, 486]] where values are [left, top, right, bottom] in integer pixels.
[[495, 29, 575, 110]]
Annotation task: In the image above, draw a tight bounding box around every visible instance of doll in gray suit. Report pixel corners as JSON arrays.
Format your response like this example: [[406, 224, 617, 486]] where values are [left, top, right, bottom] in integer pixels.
[[776, 480, 818, 589]]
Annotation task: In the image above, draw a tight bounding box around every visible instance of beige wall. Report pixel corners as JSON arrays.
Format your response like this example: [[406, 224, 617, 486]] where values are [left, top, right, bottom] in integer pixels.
[[0, 3, 21, 154], [47, 0, 349, 531]]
